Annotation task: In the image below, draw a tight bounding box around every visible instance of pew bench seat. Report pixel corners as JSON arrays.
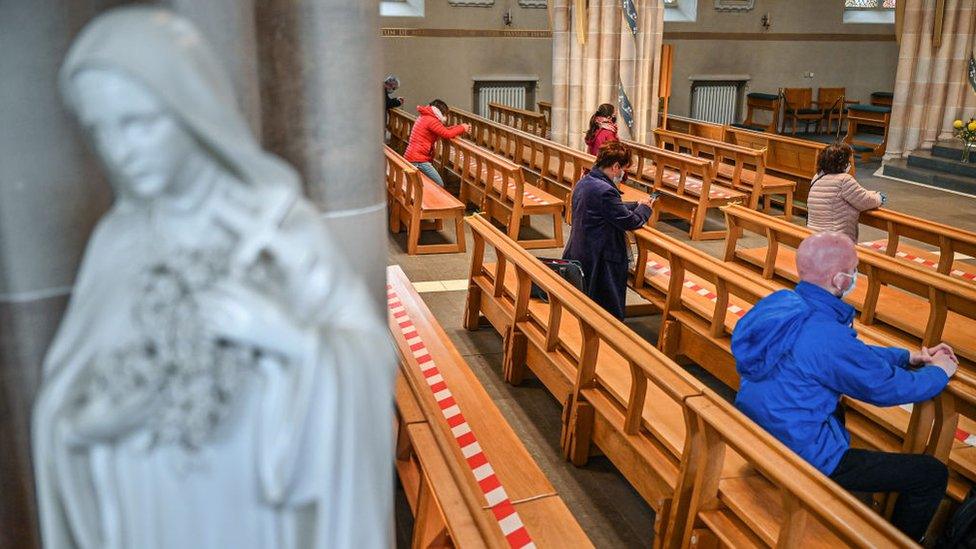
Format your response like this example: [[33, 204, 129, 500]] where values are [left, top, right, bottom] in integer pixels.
[[640, 167, 746, 202], [389, 265, 591, 547], [860, 240, 976, 284]]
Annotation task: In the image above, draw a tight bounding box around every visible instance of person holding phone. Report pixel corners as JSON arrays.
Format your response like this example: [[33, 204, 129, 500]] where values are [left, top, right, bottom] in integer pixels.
[[584, 103, 619, 156], [563, 141, 656, 320]]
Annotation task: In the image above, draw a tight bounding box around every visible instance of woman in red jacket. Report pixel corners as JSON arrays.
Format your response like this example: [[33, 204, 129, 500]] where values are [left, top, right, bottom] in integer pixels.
[[404, 99, 470, 187], [584, 103, 619, 156]]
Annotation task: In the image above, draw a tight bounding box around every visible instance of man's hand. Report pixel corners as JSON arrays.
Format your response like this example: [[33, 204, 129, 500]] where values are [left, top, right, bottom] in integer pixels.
[[910, 342, 959, 366], [638, 194, 656, 209], [396, 97, 404, 107], [930, 354, 959, 379]]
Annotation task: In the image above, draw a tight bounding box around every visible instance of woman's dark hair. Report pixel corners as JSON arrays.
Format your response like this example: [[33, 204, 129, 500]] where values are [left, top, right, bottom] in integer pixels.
[[593, 141, 632, 170], [585, 103, 615, 142], [430, 99, 450, 115], [817, 142, 854, 175]]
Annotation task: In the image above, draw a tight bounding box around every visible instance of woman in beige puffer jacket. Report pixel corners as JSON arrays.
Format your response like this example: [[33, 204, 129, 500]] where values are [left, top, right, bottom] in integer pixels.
[[807, 142, 884, 242]]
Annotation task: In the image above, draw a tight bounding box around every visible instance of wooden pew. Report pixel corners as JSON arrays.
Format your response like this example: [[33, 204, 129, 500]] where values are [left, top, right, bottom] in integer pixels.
[[669, 390, 915, 548], [631, 222, 976, 533], [388, 108, 565, 249], [654, 128, 796, 219], [722, 205, 976, 504], [625, 139, 747, 240], [463, 215, 918, 547], [663, 114, 727, 142], [448, 138, 564, 249], [722, 205, 976, 366], [464, 213, 709, 542], [389, 265, 592, 548], [858, 208, 976, 283], [385, 146, 466, 255], [488, 102, 548, 138], [723, 126, 827, 204], [388, 107, 416, 149], [537, 101, 551, 130]]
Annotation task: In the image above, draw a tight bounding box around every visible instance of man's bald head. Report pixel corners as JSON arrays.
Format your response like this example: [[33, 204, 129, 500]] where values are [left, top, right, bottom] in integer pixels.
[[796, 232, 859, 293]]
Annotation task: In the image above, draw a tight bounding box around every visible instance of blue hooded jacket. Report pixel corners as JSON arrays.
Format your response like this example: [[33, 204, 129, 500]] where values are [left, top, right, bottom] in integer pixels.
[[732, 282, 949, 475]]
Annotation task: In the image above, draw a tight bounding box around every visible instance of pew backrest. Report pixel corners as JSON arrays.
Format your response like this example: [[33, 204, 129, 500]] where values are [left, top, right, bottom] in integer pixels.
[[654, 128, 768, 191], [723, 205, 976, 355], [385, 145, 425, 214], [859, 208, 976, 280], [663, 114, 727, 141], [488, 102, 548, 138], [669, 390, 916, 548]]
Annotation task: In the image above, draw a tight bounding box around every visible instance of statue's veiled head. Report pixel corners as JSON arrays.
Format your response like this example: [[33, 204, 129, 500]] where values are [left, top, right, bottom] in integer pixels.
[[61, 7, 298, 202]]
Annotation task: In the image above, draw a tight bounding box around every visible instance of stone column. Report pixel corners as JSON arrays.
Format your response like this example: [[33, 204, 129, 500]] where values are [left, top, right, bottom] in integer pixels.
[[256, 0, 387, 318], [166, 0, 263, 136], [0, 2, 123, 546]]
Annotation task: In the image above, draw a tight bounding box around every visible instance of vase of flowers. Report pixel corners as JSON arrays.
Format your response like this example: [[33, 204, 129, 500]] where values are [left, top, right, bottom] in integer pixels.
[[952, 118, 976, 162]]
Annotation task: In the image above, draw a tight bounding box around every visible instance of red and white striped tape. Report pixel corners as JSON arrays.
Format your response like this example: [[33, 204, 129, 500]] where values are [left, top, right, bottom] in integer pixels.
[[645, 260, 976, 449], [387, 285, 536, 548], [660, 171, 735, 199], [645, 261, 746, 318], [860, 240, 976, 282]]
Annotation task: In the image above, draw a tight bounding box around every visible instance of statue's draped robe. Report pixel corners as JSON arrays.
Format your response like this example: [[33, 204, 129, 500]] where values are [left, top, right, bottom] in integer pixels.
[[33, 195, 392, 549]]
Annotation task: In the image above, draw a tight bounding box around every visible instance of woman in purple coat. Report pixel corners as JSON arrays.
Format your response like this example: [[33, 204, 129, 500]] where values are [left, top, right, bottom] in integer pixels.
[[563, 142, 656, 319]]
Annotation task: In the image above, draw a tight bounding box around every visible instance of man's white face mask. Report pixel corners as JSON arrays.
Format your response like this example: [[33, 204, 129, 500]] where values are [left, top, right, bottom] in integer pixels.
[[836, 269, 858, 298]]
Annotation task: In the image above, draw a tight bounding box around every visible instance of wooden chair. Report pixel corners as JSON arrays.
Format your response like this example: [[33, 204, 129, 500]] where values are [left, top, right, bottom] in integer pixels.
[[388, 265, 592, 548], [871, 91, 894, 108], [654, 128, 796, 220], [737, 92, 781, 133], [385, 146, 466, 255], [781, 88, 822, 135], [845, 103, 892, 161], [815, 87, 848, 138]]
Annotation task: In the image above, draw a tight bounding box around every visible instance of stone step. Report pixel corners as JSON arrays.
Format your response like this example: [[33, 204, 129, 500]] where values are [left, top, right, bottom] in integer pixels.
[[931, 140, 970, 161], [882, 158, 976, 197], [907, 149, 976, 179]]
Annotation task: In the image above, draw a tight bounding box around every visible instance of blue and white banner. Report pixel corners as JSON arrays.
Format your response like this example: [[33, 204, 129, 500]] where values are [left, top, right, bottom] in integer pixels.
[[622, 0, 638, 36], [618, 80, 635, 130]]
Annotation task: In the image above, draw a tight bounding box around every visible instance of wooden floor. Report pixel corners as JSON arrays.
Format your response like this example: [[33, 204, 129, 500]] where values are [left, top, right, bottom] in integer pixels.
[[390, 159, 976, 547]]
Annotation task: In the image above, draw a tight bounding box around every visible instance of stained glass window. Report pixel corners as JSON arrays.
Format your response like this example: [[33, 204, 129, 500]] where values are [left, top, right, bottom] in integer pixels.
[[845, 0, 896, 9]]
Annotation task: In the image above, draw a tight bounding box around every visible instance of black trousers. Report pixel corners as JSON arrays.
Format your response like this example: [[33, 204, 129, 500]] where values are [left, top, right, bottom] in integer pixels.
[[829, 448, 948, 541]]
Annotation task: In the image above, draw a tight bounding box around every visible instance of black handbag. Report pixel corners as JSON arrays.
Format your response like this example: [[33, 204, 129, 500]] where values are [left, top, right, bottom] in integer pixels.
[[531, 258, 584, 302]]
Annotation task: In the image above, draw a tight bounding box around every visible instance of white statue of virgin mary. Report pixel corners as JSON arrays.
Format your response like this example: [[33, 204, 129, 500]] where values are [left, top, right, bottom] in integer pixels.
[[32, 7, 393, 548]]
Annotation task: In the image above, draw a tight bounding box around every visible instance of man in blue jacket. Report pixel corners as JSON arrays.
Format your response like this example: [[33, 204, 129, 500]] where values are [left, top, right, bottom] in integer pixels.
[[563, 141, 655, 319], [731, 231, 958, 542]]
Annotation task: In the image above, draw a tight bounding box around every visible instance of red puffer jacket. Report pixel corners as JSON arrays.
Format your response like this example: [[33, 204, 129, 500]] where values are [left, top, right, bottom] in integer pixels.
[[404, 105, 466, 163]]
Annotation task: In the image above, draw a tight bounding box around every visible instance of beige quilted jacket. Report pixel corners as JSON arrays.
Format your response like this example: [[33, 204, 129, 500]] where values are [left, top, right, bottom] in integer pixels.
[[806, 172, 883, 242]]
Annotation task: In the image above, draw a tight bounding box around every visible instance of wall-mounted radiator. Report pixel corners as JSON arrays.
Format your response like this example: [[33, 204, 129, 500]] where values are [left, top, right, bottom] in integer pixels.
[[690, 82, 739, 125], [477, 86, 526, 117]]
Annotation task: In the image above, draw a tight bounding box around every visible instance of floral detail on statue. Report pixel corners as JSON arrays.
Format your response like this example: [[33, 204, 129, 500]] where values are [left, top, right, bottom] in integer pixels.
[[85, 248, 263, 451]]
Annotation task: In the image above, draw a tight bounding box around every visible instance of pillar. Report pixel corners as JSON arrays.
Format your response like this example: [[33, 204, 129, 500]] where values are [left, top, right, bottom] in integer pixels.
[[256, 0, 387, 318]]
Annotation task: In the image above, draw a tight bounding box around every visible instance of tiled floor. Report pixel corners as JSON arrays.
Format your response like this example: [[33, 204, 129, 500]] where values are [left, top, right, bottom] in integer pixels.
[[390, 159, 976, 548]]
